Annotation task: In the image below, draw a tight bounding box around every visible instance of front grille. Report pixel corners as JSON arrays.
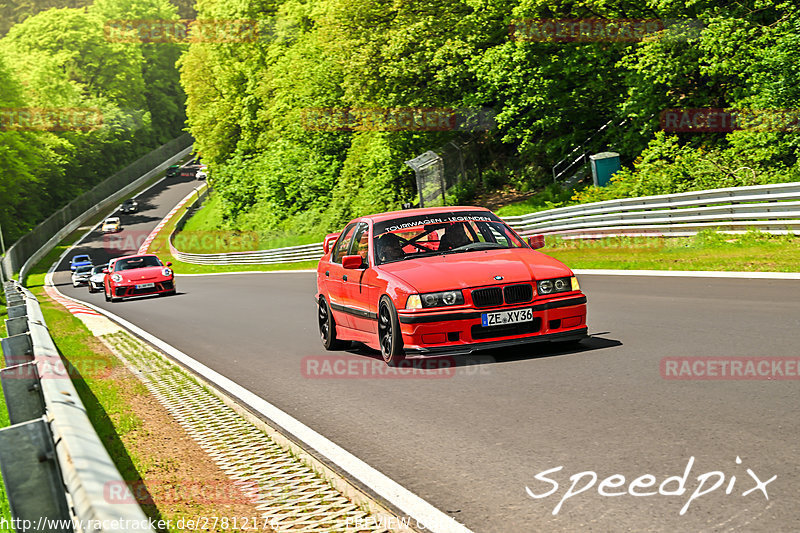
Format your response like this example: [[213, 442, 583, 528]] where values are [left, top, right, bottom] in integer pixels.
[[471, 287, 503, 308], [471, 318, 541, 340], [504, 284, 533, 304], [161, 280, 174, 290]]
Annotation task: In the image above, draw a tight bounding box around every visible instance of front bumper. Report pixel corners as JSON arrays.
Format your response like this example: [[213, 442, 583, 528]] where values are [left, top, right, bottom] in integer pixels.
[[398, 294, 587, 356]]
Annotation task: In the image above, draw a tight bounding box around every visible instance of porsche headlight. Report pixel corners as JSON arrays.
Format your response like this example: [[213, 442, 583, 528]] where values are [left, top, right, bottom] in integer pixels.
[[111, 274, 123, 283], [162, 267, 173, 277], [407, 290, 464, 309], [537, 276, 577, 295]]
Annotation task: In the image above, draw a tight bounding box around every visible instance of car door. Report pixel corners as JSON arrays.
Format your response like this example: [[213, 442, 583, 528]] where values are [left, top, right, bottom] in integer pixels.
[[324, 223, 358, 328], [342, 222, 378, 333]]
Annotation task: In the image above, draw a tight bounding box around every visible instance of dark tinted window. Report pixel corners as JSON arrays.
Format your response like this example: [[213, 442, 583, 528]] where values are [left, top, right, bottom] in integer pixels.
[[114, 256, 162, 271], [331, 223, 357, 263]]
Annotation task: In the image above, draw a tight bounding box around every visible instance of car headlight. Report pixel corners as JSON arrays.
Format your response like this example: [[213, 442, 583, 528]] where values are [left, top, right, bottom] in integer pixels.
[[111, 274, 123, 283], [537, 276, 578, 295], [406, 290, 464, 309], [162, 267, 173, 277]]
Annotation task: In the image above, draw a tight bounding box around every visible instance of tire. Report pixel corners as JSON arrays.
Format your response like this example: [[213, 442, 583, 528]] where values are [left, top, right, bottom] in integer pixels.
[[104, 288, 111, 302], [318, 296, 348, 350], [378, 296, 405, 366]]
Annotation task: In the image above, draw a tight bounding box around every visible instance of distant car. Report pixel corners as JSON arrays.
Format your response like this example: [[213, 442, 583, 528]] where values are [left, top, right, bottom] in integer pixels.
[[180, 165, 198, 178], [316, 206, 588, 365], [71, 265, 93, 287], [69, 254, 92, 272], [166, 164, 181, 178], [88, 264, 107, 293], [119, 199, 138, 213], [196, 170, 207, 180], [101, 217, 122, 233], [104, 254, 176, 302]]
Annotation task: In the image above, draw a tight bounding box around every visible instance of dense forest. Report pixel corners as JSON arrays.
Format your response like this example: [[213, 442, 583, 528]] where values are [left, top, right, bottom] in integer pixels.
[[180, 0, 800, 240], [0, 0, 186, 244], [2, 0, 799, 247]]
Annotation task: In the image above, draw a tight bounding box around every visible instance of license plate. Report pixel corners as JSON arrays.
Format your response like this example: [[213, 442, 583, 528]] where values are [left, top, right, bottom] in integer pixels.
[[481, 308, 533, 326], [135, 283, 155, 289]]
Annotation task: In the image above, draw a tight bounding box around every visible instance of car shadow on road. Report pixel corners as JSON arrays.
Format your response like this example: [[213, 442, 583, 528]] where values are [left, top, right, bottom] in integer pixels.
[[343, 334, 622, 369]]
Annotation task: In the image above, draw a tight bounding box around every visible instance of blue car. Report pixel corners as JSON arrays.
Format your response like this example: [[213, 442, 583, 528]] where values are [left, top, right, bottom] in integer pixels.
[[69, 254, 93, 272]]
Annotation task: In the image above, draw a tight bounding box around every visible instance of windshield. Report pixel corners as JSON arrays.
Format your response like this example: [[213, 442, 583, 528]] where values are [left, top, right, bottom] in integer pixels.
[[91, 266, 105, 274], [114, 256, 162, 271], [373, 211, 526, 265], [75, 266, 93, 274]]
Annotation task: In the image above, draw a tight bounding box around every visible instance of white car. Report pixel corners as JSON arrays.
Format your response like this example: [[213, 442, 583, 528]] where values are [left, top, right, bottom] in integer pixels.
[[72, 265, 93, 287], [101, 217, 121, 233], [88, 264, 107, 293]]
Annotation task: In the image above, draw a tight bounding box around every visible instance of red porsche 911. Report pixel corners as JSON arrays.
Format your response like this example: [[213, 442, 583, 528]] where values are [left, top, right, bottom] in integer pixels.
[[316, 206, 588, 365], [104, 253, 176, 302]]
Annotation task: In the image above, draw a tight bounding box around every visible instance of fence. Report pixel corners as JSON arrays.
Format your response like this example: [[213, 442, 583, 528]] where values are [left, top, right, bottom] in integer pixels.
[[405, 137, 483, 208], [0, 133, 193, 283], [168, 181, 800, 266], [502, 181, 800, 237], [1, 281, 153, 532]]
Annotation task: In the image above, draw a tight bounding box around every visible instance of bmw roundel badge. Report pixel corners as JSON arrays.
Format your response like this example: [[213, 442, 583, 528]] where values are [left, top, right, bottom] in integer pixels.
[[494, 275, 503, 280]]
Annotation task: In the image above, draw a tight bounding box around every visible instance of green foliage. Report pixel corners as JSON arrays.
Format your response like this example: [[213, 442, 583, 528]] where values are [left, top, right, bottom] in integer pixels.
[[0, 0, 186, 245], [179, 0, 800, 239]]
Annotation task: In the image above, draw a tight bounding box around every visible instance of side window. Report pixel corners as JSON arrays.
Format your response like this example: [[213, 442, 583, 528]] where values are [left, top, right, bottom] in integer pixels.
[[332, 223, 357, 263], [351, 223, 370, 265]]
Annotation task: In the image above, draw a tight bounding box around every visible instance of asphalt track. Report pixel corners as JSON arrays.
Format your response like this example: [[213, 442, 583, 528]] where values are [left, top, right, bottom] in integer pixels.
[[52, 176, 800, 532]]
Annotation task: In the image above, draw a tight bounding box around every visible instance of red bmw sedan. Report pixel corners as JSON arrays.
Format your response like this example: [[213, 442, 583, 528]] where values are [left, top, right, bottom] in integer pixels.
[[316, 206, 588, 365], [104, 254, 176, 302]]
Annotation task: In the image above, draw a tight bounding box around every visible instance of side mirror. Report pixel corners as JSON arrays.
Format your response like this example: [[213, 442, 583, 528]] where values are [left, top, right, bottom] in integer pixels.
[[527, 235, 545, 250], [323, 233, 340, 254], [342, 255, 365, 269], [166, 262, 172, 267]]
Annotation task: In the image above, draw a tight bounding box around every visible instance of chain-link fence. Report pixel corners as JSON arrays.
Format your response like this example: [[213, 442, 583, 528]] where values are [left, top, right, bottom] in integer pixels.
[[0, 133, 193, 282], [405, 137, 484, 208]]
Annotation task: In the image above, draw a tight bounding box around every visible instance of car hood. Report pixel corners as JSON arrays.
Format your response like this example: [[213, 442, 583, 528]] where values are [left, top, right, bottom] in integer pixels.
[[378, 248, 573, 293], [115, 266, 167, 281]]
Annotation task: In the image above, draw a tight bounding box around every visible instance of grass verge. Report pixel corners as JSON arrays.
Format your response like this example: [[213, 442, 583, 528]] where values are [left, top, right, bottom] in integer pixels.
[[147, 190, 318, 274], [542, 231, 800, 272]]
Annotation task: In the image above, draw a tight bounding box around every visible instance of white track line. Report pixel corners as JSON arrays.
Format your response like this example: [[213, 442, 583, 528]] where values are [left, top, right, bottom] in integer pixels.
[[573, 269, 800, 279], [43, 287, 473, 533]]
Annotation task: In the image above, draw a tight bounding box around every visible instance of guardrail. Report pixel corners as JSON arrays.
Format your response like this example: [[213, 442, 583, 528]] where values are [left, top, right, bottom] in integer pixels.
[[502, 181, 800, 237], [1, 280, 153, 533], [168, 181, 800, 266]]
